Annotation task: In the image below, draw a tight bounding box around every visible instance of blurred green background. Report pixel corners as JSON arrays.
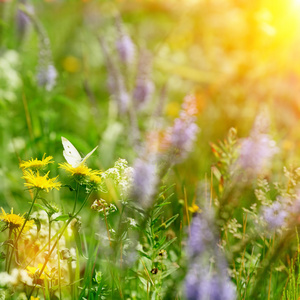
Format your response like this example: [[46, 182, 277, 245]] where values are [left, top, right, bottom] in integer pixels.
[[1, 0, 300, 211]]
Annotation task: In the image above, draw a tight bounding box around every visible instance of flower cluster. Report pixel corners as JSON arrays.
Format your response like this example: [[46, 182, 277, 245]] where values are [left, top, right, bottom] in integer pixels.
[[237, 112, 278, 177], [0, 208, 34, 233], [130, 158, 158, 208], [101, 158, 133, 198], [162, 94, 199, 162], [185, 209, 236, 300], [20, 155, 61, 193], [59, 162, 102, 190], [23, 170, 61, 192], [20, 154, 53, 170]]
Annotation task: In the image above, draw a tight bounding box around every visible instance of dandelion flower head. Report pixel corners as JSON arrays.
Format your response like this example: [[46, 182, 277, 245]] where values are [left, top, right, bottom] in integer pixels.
[[0, 208, 34, 232], [22, 170, 61, 192], [19, 154, 53, 170]]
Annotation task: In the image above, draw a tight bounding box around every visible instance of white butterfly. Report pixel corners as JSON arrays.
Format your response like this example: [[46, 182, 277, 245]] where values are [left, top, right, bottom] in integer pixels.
[[61, 137, 98, 168]]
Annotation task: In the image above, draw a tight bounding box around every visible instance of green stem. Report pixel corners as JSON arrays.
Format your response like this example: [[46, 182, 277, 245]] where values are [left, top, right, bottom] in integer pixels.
[[16, 189, 39, 244], [9, 189, 39, 271], [72, 182, 79, 215], [28, 190, 93, 298], [48, 215, 51, 254], [5, 227, 12, 272]]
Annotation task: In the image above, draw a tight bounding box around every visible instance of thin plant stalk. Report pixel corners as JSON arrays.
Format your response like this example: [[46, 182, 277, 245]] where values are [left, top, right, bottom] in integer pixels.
[[28, 189, 93, 298]]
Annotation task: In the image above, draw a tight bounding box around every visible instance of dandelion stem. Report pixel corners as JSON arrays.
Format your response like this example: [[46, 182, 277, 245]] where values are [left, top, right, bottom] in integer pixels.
[[72, 182, 79, 216], [16, 189, 39, 244], [28, 190, 93, 298], [9, 189, 39, 271], [5, 227, 12, 272]]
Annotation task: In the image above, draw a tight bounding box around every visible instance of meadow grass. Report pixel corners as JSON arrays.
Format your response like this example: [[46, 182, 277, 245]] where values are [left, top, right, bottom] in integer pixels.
[[1, 0, 300, 299]]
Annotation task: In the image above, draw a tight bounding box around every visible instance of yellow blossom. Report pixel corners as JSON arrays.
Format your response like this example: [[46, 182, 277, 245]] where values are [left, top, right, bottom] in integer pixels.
[[27, 263, 50, 280], [188, 204, 201, 213], [19, 154, 54, 170], [88, 171, 102, 190], [22, 170, 61, 192], [59, 162, 93, 176], [31, 297, 40, 300], [0, 208, 34, 232], [89, 172, 102, 184]]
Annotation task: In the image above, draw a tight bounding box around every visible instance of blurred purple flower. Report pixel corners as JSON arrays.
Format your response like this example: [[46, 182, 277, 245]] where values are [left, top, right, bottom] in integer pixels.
[[237, 112, 277, 176], [133, 51, 154, 110], [16, 0, 34, 41], [185, 207, 236, 300], [107, 75, 130, 114], [133, 78, 154, 108], [187, 213, 215, 258], [130, 158, 158, 208], [116, 34, 135, 65], [37, 64, 57, 91], [185, 264, 236, 300], [262, 200, 287, 230], [162, 95, 199, 162], [170, 119, 198, 159], [238, 134, 277, 176]]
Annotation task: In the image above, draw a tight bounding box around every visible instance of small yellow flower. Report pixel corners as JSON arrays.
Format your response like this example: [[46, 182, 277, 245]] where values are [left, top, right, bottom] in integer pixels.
[[89, 172, 102, 184], [188, 204, 201, 213], [20, 154, 54, 170], [59, 162, 92, 176], [22, 170, 61, 192], [31, 296, 40, 300], [27, 263, 50, 280], [0, 208, 34, 232], [60, 163, 102, 187], [88, 171, 102, 190]]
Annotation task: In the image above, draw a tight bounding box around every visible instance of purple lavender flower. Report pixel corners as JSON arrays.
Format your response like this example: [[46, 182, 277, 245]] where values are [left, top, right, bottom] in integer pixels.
[[187, 213, 215, 258], [185, 208, 236, 300], [16, 0, 34, 42], [237, 112, 277, 176], [133, 51, 154, 110], [130, 158, 158, 208], [170, 119, 198, 159], [116, 34, 135, 65], [133, 78, 154, 109], [37, 64, 57, 91], [185, 265, 236, 300], [262, 200, 287, 230], [162, 95, 199, 162], [107, 75, 130, 114], [238, 134, 277, 176]]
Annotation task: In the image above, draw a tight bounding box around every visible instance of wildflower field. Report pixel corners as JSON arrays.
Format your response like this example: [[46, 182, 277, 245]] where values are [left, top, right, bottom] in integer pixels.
[[2, 0, 300, 299]]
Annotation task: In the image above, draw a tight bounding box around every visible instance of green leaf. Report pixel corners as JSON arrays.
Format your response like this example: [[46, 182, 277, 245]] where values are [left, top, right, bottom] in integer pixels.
[[33, 218, 41, 233], [72, 223, 88, 259], [54, 214, 69, 221], [156, 214, 179, 232], [159, 237, 177, 252]]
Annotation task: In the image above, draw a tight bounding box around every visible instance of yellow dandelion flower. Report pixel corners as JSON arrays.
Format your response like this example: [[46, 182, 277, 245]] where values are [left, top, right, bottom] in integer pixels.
[[22, 170, 61, 192], [59, 162, 92, 176], [89, 170, 102, 184], [0, 208, 34, 232], [27, 263, 50, 280], [19, 154, 54, 170], [31, 296, 40, 300], [88, 171, 102, 190]]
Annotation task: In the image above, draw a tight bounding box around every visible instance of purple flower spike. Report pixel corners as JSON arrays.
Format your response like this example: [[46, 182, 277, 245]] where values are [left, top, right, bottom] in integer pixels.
[[131, 158, 158, 208], [37, 64, 57, 91], [262, 200, 287, 230], [237, 112, 277, 176], [116, 34, 135, 65], [133, 78, 154, 108]]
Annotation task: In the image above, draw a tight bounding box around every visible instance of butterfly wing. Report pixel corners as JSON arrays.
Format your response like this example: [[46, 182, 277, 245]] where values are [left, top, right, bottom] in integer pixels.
[[81, 146, 98, 165], [61, 137, 82, 167]]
